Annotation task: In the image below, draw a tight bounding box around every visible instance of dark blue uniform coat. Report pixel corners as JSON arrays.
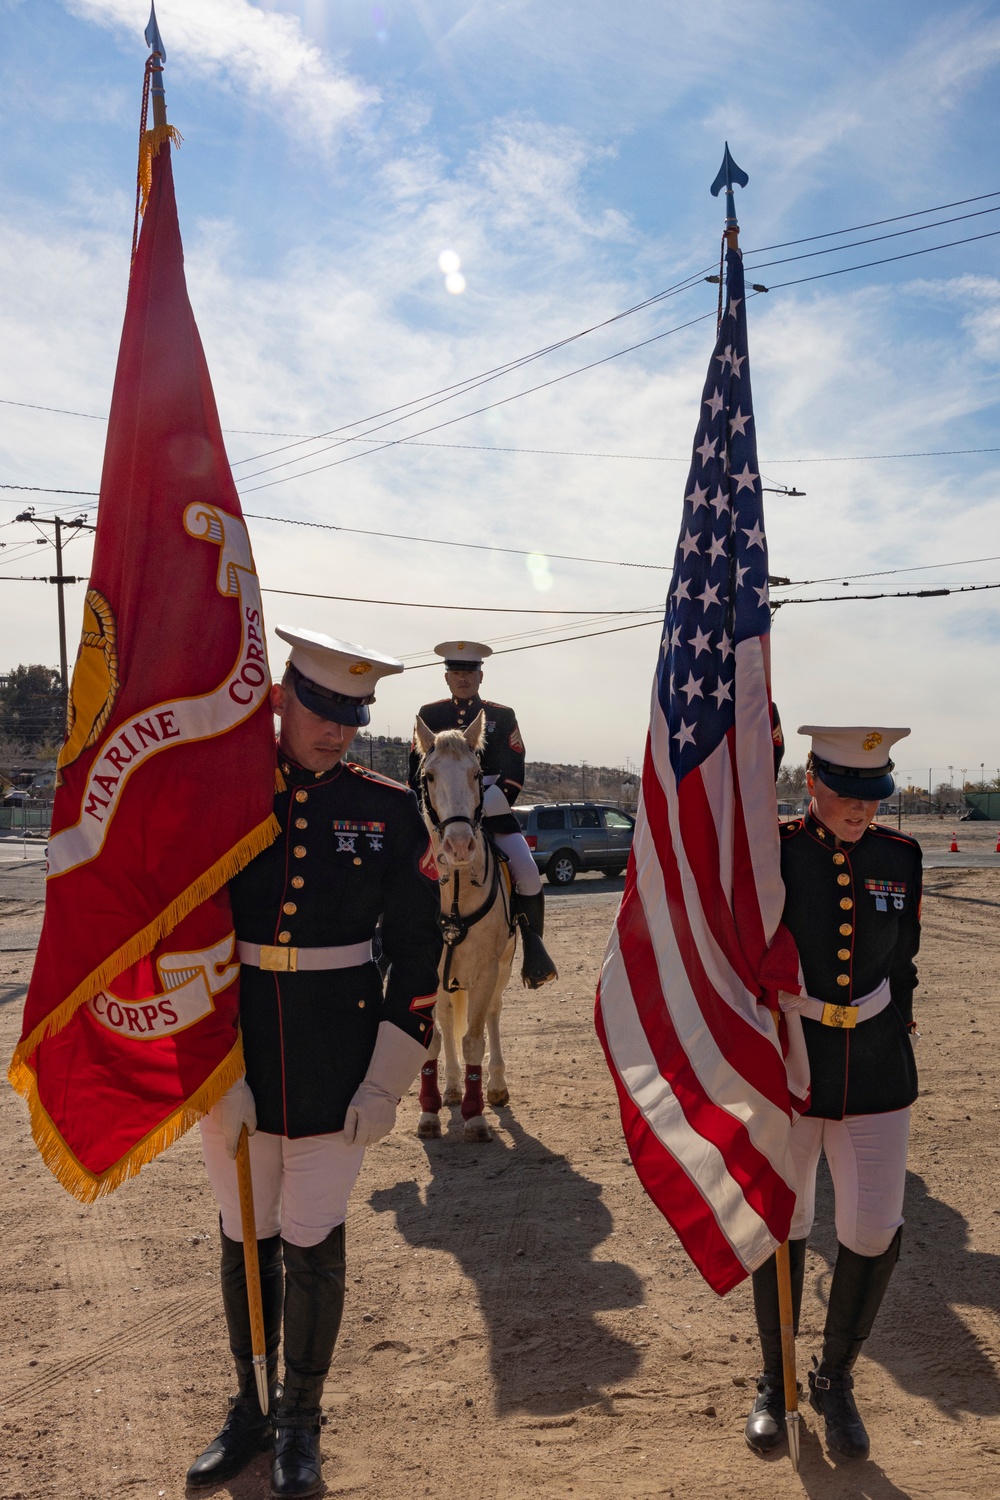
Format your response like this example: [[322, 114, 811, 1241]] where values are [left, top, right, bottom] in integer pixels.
[[780, 811, 921, 1119], [409, 695, 525, 804], [230, 755, 442, 1138]]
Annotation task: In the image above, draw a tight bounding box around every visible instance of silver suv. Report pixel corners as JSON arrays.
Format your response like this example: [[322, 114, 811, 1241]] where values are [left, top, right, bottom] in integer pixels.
[[512, 801, 636, 885]]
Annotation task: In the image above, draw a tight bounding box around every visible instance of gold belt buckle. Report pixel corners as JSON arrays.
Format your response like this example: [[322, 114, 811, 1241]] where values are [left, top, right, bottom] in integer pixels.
[[258, 944, 298, 972], [821, 1002, 858, 1029]]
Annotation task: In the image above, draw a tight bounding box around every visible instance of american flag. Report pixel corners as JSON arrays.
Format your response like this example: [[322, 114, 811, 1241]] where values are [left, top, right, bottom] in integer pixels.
[[595, 246, 801, 1296]]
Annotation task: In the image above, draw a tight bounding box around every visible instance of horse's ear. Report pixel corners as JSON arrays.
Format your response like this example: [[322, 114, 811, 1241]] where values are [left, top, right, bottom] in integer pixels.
[[464, 710, 487, 753], [414, 716, 435, 756]]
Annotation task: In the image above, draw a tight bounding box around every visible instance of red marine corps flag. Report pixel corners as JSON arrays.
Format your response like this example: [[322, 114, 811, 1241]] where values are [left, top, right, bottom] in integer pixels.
[[8, 59, 278, 1200]]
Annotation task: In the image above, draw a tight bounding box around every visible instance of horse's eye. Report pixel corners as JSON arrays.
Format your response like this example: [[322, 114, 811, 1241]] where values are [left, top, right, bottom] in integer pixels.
[[426, 772, 435, 781]]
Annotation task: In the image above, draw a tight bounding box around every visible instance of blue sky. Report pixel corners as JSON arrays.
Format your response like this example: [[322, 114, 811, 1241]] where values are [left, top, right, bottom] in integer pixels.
[[1, 0, 999, 779]]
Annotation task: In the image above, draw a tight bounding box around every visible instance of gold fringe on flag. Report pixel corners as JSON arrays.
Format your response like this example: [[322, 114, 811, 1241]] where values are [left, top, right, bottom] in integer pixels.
[[8, 811, 279, 1076], [11, 1038, 246, 1203], [139, 124, 183, 215], [275, 764, 287, 793]]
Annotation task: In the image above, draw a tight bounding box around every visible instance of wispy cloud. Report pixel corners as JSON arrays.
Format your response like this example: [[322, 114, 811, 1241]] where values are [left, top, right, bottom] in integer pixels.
[[64, 0, 378, 145]]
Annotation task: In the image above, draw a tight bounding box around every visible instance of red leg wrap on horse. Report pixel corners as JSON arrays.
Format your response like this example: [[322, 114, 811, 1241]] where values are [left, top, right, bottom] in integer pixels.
[[419, 1060, 442, 1113], [461, 1063, 484, 1120]]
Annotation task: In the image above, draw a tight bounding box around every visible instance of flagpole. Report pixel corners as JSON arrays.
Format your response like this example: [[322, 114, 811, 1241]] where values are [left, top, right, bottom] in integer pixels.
[[236, 1125, 270, 1415], [138, 1, 270, 1416], [711, 143, 801, 1471]]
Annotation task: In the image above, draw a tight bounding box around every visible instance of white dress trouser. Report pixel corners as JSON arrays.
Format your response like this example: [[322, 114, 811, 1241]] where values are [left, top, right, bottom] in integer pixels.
[[482, 782, 542, 895], [789, 1108, 910, 1257], [492, 831, 542, 895], [200, 1115, 366, 1248]]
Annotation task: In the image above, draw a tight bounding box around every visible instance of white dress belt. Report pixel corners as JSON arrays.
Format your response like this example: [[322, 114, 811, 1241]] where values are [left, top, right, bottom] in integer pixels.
[[236, 939, 373, 973], [799, 977, 892, 1030]]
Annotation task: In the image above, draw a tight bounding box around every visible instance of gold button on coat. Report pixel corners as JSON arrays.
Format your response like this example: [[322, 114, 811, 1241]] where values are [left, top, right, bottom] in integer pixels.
[[294, 845, 307, 858], [353, 856, 362, 866], [295, 817, 307, 829], [836, 974, 850, 987], [358, 1000, 365, 1008], [283, 902, 297, 915], [838, 948, 851, 960], [291, 876, 304, 889], [833, 852, 846, 865], [295, 790, 308, 803], [840, 897, 853, 910], [837, 874, 850, 886], [278, 931, 291, 943], [839, 922, 852, 935]]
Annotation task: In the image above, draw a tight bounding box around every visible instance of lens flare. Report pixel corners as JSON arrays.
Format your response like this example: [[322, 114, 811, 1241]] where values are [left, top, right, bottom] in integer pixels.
[[445, 271, 466, 295], [526, 552, 554, 592], [438, 250, 461, 274]]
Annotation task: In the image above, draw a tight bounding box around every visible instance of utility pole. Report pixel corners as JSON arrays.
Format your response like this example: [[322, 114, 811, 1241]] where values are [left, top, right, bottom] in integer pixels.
[[14, 510, 95, 721]]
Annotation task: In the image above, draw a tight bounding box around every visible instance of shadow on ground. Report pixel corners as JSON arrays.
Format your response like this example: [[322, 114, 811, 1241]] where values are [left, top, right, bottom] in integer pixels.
[[807, 1161, 1000, 1419], [369, 1108, 642, 1417]]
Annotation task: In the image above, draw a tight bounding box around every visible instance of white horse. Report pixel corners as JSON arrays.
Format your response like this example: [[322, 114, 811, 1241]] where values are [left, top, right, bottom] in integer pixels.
[[412, 712, 516, 1143]]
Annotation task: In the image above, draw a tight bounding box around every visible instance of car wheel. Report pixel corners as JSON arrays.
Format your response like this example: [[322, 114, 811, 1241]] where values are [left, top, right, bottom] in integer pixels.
[[546, 851, 578, 885]]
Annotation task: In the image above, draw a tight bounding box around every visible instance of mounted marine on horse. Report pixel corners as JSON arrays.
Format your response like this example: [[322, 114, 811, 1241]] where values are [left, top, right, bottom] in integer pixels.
[[412, 710, 557, 1141]]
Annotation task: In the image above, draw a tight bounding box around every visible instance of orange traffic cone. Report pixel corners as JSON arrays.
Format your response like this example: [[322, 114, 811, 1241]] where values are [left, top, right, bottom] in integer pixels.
[[950, 831, 959, 852]]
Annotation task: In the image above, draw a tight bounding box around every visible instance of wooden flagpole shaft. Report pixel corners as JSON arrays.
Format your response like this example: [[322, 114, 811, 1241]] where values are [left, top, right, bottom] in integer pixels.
[[235, 1124, 269, 1415], [775, 1238, 800, 1470]]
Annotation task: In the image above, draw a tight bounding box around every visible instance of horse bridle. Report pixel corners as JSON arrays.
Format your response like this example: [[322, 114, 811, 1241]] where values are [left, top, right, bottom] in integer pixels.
[[418, 764, 485, 847]]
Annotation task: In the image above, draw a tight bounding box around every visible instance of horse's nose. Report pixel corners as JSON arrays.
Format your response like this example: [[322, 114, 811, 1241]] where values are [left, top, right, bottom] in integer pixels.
[[443, 827, 475, 862]]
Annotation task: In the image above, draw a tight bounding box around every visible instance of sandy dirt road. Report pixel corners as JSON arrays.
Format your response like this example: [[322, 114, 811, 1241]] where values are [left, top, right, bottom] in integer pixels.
[[1, 820, 999, 1500]]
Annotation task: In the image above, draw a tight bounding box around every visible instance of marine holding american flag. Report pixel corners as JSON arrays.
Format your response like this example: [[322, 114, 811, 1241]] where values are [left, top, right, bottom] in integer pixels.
[[746, 725, 922, 1463], [189, 627, 442, 1498]]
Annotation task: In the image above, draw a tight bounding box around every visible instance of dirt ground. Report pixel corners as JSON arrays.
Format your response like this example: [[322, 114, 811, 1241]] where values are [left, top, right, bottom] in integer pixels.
[[1, 818, 999, 1500]]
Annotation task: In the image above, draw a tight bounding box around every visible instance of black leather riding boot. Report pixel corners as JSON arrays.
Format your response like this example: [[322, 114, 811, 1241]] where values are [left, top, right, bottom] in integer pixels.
[[272, 1224, 346, 1499], [744, 1237, 807, 1453], [809, 1229, 901, 1460], [512, 890, 558, 988], [186, 1229, 283, 1489]]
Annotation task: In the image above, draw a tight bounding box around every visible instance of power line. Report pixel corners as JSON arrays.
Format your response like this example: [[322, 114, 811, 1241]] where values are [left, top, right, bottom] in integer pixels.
[[774, 580, 1000, 606], [401, 615, 663, 666], [235, 232, 1000, 495], [244, 509, 672, 570], [744, 202, 1000, 274], [742, 189, 1000, 254], [774, 552, 1000, 587], [766, 227, 1000, 292], [235, 307, 722, 491], [261, 585, 659, 614]]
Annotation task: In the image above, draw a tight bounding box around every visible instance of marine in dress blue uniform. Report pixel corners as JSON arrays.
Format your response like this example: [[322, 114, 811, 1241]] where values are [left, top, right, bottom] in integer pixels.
[[407, 640, 526, 804], [407, 639, 556, 988], [189, 628, 441, 1500], [746, 725, 921, 1464]]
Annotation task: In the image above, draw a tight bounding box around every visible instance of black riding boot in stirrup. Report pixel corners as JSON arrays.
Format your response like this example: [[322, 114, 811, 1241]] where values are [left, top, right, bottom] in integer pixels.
[[744, 1238, 807, 1454], [512, 890, 558, 988], [272, 1223, 347, 1499], [186, 1228, 283, 1489], [809, 1228, 901, 1460]]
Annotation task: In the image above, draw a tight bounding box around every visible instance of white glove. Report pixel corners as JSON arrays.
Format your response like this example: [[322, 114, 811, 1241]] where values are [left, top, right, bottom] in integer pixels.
[[209, 1077, 257, 1158], [778, 989, 807, 1013], [343, 1022, 428, 1148]]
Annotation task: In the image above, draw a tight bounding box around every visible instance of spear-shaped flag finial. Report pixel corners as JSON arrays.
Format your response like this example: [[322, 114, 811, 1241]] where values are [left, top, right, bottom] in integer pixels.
[[710, 143, 749, 231], [144, 2, 167, 126]]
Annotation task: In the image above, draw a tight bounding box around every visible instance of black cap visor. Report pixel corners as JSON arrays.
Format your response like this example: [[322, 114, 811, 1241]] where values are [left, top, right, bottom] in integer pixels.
[[813, 754, 895, 802], [291, 665, 373, 726], [444, 660, 482, 672]]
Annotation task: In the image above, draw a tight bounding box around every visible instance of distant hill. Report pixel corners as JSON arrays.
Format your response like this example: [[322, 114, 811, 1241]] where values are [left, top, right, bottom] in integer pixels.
[[354, 734, 638, 809]]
